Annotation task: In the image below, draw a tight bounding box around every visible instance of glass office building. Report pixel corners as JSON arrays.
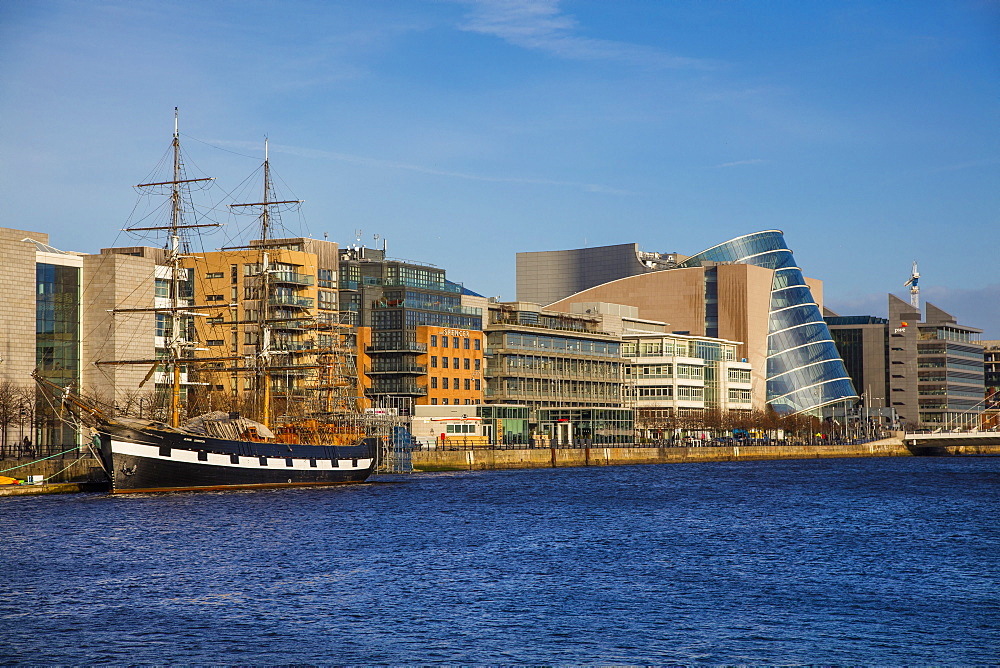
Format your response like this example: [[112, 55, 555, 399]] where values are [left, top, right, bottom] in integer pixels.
[[679, 230, 858, 416], [36, 261, 81, 449]]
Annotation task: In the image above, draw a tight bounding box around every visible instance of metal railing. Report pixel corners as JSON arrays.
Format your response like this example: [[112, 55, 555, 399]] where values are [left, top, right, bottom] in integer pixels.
[[269, 295, 315, 308], [270, 271, 314, 286]]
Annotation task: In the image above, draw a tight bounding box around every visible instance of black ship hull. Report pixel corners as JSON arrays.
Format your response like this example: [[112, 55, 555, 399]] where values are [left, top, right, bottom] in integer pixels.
[[97, 423, 377, 494]]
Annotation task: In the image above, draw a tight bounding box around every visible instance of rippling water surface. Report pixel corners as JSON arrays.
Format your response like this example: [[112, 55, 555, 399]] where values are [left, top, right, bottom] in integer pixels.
[[2, 456, 998, 664]]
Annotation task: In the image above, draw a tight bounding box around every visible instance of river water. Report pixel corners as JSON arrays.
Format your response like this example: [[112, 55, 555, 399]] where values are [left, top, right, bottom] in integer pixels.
[[2, 456, 998, 665]]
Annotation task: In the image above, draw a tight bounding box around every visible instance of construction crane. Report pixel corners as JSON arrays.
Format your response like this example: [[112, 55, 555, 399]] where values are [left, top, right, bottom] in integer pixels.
[[903, 260, 920, 310]]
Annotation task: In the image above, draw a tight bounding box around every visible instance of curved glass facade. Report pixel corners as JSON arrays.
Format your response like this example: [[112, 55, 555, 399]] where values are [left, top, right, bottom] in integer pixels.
[[679, 230, 857, 415]]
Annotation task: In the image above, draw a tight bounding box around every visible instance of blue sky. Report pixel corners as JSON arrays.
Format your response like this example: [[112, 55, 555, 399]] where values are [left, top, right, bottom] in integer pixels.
[[2, 0, 998, 335]]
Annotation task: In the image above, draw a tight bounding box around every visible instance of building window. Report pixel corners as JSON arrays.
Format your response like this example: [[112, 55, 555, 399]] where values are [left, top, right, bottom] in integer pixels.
[[728, 389, 752, 404], [442, 357, 449, 369], [475, 359, 481, 371], [474, 339, 481, 351], [442, 378, 449, 389], [431, 377, 438, 389], [453, 357, 459, 369], [453, 337, 459, 348], [442, 336, 448, 348], [205, 294, 225, 302], [431, 356, 437, 368], [728, 368, 751, 383], [475, 379, 481, 391], [205, 339, 225, 347], [318, 290, 337, 309], [431, 398, 438, 405], [463, 358, 470, 370], [464, 378, 471, 390], [464, 338, 470, 349], [442, 398, 449, 405], [677, 386, 704, 400], [454, 377, 459, 390]]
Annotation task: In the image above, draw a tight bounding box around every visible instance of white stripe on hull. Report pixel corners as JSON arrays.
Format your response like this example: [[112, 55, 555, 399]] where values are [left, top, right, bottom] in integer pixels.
[[110, 438, 372, 472]]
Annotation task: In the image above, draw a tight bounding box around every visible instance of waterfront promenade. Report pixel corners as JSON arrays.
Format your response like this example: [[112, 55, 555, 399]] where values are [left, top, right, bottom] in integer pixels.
[[411, 435, 915, 471]]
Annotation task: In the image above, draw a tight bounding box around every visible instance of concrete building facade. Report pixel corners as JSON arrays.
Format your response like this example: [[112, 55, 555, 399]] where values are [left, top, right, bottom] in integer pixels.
[[983, 340, 1000, 429], [826, 295, 985, 430], [1, 230, 89, 451], [484, 301, 625, 410], [623, 331, 753, 439], [339, 246, 485, 412], [533, 231, 856, 417], [516, 243, 686, 306]]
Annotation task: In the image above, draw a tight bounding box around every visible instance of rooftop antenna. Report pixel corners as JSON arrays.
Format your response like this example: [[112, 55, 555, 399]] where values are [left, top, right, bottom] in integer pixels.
[[903, 260, 920, 310]]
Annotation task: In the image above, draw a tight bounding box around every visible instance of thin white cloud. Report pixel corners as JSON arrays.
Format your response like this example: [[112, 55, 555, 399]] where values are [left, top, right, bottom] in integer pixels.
[[458, 0, 716, 70], [713, 159, 768, 169], [211, 139, 634, 195], [922, 157, 1000, 175]]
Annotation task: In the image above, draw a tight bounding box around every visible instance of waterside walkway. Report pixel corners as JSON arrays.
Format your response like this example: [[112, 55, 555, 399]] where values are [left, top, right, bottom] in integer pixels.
[[411, 436, 917, 472]]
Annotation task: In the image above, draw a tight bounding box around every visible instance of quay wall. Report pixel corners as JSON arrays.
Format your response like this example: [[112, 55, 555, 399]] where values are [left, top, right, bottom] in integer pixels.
[[412, 437, 918, 472], [0, 455, 105, 484]]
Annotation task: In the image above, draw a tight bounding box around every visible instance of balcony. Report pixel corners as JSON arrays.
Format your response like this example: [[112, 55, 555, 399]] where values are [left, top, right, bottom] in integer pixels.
[[270, 271, 314, 287], [373, 300, 482, 317], [381, 278, 461, 293], [367, 342, 428, 354], [269, 295, 315, 309], [272, 340, 315, 353], [367, 381, 428, 396], [365, 364, 427, 375]]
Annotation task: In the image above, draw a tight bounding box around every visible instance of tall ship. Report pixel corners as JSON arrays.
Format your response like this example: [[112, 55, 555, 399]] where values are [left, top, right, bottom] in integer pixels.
[[36, 111, 395, 493]]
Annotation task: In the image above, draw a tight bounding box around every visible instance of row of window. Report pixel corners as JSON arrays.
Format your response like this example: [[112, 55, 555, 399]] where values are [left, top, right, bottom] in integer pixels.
[[493, 378, 622, 400], [500, 332, 620, 357], [918, 345, 983, 359], [430, 356, 481, 370], [621, 340, 738, 361], [429, 377, 482, 391], [429, 398, 480, 405], [429, 334, 481, 350], [624, 363, 705, 379], [496, 354, 622, 379], [630, 386, 706, 400]]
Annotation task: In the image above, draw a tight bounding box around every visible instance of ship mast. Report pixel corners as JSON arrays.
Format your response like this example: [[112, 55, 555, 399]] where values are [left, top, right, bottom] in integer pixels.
[[169, 110, 185, 427], [126, 108, 218, 427], [228, 138, 302, 428]]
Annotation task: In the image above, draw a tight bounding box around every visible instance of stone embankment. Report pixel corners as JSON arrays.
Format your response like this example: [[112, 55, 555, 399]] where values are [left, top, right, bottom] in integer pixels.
[[0, 455, 107, 496], [411, 436, 919, 472]]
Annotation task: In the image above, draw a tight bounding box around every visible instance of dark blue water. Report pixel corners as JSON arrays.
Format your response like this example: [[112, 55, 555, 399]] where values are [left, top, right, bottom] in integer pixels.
[[2, 457, 998, 665]]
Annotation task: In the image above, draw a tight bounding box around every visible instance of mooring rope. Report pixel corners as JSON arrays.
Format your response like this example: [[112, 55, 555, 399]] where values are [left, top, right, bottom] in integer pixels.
[[0, 447, 82, 474], [43, 453, 93, 482]]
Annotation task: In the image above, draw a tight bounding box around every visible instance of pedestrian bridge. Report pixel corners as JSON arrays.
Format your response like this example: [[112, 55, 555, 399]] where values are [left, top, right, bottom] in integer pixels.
[[905, 431, 1000, 454]]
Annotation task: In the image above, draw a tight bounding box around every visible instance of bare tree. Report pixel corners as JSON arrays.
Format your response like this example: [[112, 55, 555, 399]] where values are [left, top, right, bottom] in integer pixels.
[[0, 380, 20, 458], [15, 386, 36, 456]]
